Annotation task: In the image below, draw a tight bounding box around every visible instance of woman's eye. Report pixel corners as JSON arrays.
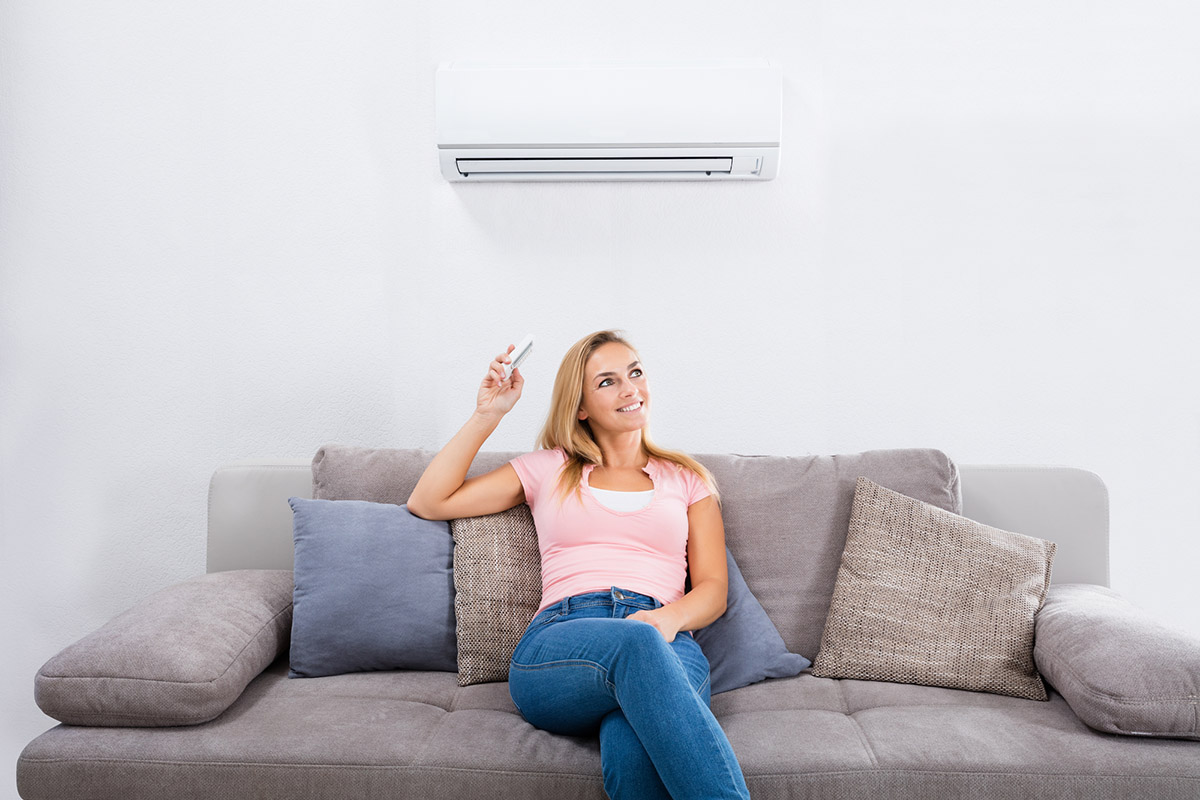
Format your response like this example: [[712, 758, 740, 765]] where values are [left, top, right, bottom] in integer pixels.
[[599, 369, 642, 388]]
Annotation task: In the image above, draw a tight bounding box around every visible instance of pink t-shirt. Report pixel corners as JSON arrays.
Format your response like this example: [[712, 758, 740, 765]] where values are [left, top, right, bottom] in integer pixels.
[[508, 448, 713, 613]]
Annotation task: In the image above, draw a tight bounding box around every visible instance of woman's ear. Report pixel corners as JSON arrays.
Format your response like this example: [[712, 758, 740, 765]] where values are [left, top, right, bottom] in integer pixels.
[[577, 408, 587, 421]]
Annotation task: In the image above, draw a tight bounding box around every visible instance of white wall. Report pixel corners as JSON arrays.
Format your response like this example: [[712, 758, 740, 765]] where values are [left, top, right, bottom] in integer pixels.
[[2, 1, 1198, 795]]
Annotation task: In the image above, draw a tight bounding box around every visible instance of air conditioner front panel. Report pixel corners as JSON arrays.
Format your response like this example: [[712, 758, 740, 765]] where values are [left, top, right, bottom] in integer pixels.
[[435, 60, 782, 182], [437, 60, 780, 148]]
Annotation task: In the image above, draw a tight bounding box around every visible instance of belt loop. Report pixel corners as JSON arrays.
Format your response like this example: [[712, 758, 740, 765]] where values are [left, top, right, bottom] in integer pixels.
[[563, 595, 571, 614]]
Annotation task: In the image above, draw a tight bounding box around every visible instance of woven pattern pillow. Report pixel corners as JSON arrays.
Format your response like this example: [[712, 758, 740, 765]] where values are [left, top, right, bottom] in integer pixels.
[[449, 505, 542, 686], [811, 477, 1056, 700]]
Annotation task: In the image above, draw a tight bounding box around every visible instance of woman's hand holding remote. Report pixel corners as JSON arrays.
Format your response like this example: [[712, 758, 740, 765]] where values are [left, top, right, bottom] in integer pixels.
[[476, 344, 525, 420]]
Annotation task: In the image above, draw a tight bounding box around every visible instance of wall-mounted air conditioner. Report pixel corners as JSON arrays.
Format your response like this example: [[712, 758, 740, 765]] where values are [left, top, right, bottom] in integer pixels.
[[435, 59, 782, 182]]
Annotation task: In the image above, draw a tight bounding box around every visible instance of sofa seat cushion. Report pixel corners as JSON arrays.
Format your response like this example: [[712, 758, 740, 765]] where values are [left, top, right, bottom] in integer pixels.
[[20, 664, 1200, 800], [720, 678, 1200, 797], [710, 672, 846, 716], [19, 659, 608, 800], [842, 690, 1200, 787]]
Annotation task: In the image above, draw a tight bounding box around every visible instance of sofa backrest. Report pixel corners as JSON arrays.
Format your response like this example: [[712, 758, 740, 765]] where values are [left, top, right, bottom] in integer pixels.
[[208, 448, 1109, 658]]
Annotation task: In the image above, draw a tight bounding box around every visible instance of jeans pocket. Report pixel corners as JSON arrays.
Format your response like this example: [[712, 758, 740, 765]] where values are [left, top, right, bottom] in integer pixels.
[[527, 607, 562, 629]]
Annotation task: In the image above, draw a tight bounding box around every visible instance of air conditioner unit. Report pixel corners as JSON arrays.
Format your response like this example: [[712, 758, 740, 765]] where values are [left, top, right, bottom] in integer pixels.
[[435, 59, 782, 182]]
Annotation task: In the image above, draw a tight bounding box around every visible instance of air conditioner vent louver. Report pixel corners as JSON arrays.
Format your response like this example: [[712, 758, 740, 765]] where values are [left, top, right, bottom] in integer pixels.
[[456, 157, 735, 177]]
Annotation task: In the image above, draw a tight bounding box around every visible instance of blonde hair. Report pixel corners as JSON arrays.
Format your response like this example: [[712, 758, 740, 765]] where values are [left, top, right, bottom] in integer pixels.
[[535, 330, 721, 509]]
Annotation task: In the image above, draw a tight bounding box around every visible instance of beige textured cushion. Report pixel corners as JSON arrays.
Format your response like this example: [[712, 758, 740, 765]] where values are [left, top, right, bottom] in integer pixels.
[[449, 505, 542, 686], [811, 477, 1056, 701]]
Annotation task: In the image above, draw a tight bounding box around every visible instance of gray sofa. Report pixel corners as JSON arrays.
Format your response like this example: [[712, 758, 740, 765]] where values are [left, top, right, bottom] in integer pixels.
[[18, 447, 1200, 799]]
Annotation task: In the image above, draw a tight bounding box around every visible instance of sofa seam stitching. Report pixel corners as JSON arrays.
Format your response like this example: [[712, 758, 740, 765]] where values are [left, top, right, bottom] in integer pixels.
[[16, 757, 599, 779], [847, 713, 879, 770], [18, 757, 1200, 782], [409, 710, 452, 768], [747, 769, 1200, 781], [1037, 644, 1200, 706], [835, 680, 879, 768]]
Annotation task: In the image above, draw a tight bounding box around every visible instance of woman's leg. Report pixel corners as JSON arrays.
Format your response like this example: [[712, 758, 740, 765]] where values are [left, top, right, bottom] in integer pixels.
[[510, 609, 748, 800]]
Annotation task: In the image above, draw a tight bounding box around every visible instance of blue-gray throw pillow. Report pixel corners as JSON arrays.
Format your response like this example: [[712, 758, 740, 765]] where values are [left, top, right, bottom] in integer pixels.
[[287, 498, 457, 678], [694, 547, 811, 694]]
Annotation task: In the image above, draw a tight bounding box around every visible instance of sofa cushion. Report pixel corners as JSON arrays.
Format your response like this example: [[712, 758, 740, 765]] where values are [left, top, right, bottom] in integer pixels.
[[1035, 583, 1200, 740], [694, 547, 811, 694], [21, 660, 1200, 800], [34, 570, 292, 727], [449, 505, 543, 686], [287, 497, 457, 677], [811, 477, 1055, 700]]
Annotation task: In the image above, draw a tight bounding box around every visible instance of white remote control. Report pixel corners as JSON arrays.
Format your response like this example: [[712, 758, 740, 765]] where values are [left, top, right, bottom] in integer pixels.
[[504, 334, 534, 379]]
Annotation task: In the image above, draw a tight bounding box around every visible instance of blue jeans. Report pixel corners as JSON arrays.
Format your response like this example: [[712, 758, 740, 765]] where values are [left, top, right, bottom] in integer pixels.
[[508, 587, 750, 800]]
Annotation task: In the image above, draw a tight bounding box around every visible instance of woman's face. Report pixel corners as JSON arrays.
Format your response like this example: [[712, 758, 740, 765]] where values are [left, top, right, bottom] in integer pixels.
[[577, 342, 650, 434]]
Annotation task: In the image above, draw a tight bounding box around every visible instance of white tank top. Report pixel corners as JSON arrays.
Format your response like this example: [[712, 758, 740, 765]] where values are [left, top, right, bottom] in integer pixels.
[[589, 486, 655, 512]]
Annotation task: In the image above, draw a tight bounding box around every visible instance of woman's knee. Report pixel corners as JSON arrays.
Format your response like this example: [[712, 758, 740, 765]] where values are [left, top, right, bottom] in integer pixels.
[[619, 619, 675, 655]]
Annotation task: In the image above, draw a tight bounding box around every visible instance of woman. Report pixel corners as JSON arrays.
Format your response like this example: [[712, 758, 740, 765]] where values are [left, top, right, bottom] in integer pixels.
[[407, 330, 750, 800]]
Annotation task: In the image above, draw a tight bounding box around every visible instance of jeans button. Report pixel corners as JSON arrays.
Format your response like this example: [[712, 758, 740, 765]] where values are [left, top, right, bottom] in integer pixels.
[[614, 589, 626, 599]]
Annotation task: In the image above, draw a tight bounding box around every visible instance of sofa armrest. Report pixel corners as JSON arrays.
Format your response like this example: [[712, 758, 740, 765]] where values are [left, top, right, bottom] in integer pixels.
[[35, 569, 293, 727], [1034, 583, 1199, 740]]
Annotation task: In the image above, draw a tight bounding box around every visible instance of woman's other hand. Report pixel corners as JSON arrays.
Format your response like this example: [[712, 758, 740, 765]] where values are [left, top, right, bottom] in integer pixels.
[[628, 607, 683, 643], [476, 344, 525, 419]]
